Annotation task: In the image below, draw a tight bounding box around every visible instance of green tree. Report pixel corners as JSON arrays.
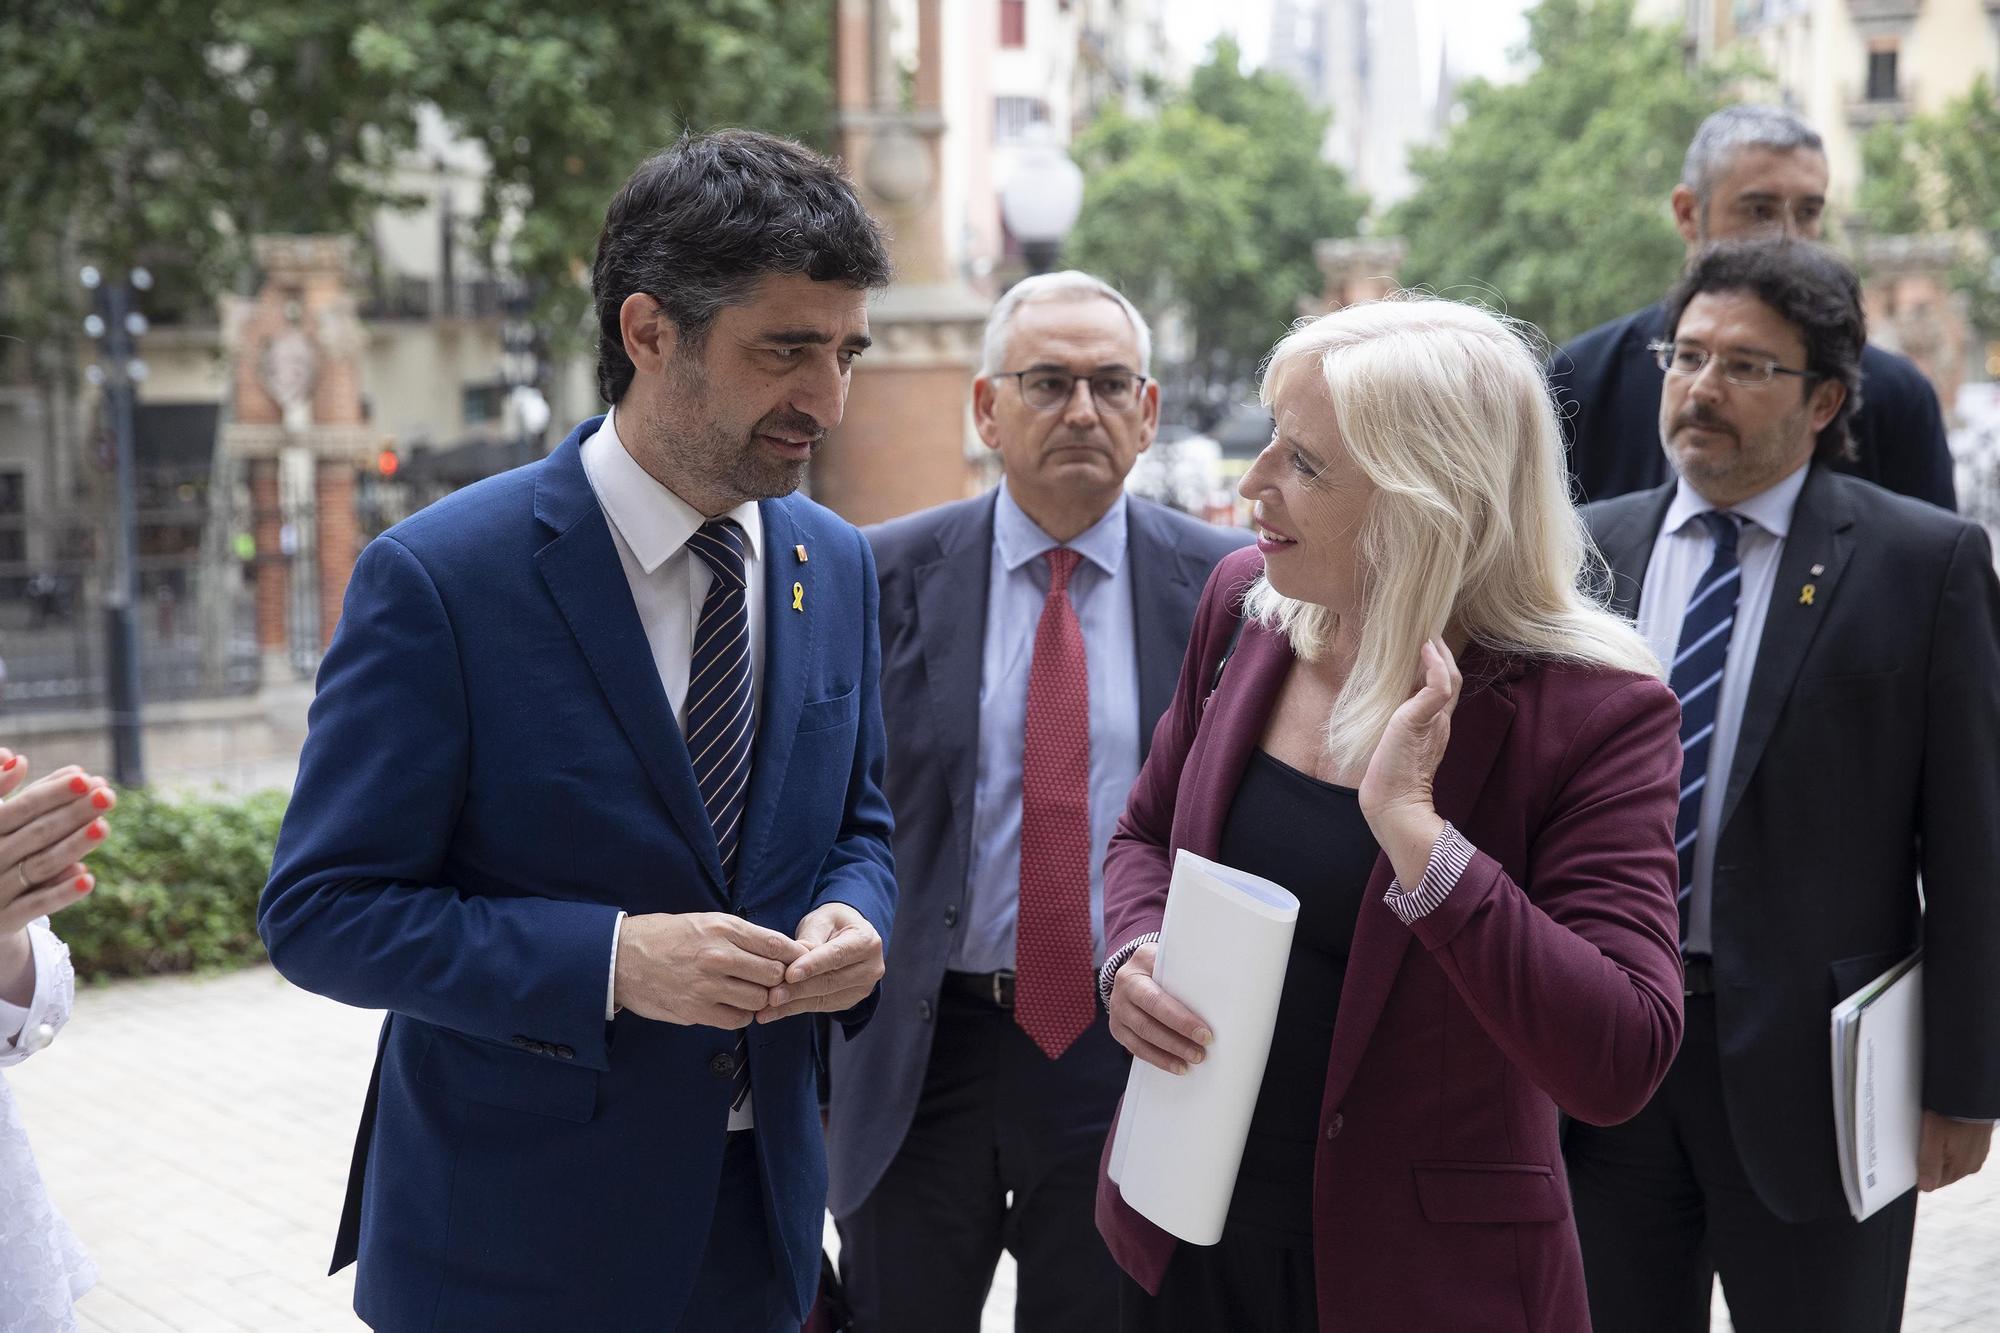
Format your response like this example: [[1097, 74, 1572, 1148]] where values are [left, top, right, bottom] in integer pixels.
[[1857, 77, 2000, 333], [1066, 38, 1367, 416], [1391, 0, 1738, 345], [0, 2, 829, 353], [359, 0, 832, 344]]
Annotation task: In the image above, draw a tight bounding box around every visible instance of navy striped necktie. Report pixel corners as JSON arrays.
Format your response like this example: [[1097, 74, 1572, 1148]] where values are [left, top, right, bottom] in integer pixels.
[[685, 518, 755, 1109], [1668, 510, 1743, 949]]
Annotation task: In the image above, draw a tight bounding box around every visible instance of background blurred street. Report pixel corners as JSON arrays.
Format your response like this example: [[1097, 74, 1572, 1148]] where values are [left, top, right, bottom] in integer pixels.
[[8, 965, 1996, 1332]]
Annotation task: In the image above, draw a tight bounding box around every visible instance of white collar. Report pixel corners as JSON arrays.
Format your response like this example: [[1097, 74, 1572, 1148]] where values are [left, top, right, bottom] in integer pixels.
[[1663, 460, 1810, 542], [585, 407, 763, 572]]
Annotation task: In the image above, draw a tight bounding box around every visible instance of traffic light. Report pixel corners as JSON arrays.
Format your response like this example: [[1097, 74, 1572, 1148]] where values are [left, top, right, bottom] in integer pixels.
[[376, 447, 400, 477]]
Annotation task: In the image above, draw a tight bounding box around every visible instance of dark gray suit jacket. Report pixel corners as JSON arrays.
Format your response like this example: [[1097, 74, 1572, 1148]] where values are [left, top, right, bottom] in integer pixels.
[[825, 490, 1250, 1218], [1584, 465, 2000, 1221]]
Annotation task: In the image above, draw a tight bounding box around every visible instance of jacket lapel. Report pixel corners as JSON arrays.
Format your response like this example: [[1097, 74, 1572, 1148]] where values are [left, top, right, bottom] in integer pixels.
[[533, 425, 726, 898], [1718, 464, 1853, 832], [1128, 502, 1221, 759], [1177, 618, 1288, 860], [1320, 653, 1518, 1110], [912, 493, 997, 885], [1595, 484, 1677, 621], [736, 497, 813, 907]]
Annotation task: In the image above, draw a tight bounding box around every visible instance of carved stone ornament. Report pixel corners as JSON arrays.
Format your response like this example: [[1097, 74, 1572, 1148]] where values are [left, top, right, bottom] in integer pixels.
[[260, 327, 319, 429]]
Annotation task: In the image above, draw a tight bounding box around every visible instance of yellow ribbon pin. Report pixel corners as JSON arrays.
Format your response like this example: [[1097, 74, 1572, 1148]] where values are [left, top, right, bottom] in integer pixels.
[[792, 581, 805, 612], [795, 544, 808, 564], [1799, 583, 1816, 606]]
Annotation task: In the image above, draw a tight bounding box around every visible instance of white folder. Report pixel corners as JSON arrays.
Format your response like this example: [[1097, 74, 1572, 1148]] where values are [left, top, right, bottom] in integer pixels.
[[1830, 952, 1923, 1222], [1108, 850, 1298, 1245]]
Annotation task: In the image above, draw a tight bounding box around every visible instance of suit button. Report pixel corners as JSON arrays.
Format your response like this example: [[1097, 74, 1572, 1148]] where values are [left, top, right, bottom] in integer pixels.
[[710, 1052, 738, 1079], [917, 1000, 934, 1021], [1325, 1113, 1344, 1141], [943, 906, 959, 927], [510, 1035, 532, 1050], [554, 1045, 575, 1061]]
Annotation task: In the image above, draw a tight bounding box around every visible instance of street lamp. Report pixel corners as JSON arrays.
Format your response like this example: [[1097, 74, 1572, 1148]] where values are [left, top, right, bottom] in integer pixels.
[[999, 125, 1085, 278], [80, 264, 152, 786]]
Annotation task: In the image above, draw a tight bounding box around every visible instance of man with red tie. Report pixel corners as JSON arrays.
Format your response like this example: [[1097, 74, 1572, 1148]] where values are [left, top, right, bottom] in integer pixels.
[[825, 272, 1249, 1331]]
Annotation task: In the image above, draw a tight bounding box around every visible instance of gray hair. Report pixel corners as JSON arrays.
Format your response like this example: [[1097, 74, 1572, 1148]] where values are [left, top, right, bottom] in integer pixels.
[[978, 270, 1153, 376], [1681, 105, 1824, 207]]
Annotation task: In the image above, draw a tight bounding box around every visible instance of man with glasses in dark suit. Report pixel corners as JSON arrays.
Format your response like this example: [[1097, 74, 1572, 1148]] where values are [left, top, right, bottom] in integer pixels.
[[826, 272, 1249, 1332], [1549, 104, 1956, 511], [1570, 238, 1999, 1332]]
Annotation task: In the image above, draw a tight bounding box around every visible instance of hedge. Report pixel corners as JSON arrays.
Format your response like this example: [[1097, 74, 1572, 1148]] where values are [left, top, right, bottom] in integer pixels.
[[56, 787, 287, 981]]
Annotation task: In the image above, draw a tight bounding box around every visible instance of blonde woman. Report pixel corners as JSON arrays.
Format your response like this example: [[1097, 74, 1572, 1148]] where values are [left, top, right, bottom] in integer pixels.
[[1, 746, 112, 1332], [1096, 297, 1686, 1331]]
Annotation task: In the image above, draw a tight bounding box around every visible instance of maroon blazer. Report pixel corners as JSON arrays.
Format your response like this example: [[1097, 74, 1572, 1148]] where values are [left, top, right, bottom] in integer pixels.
[[1096, 548, 1685, 1332]]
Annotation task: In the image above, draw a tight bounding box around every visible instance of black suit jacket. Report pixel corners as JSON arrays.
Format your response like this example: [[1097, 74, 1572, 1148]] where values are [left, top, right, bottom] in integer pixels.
[[823, 491, 1251, 1218], [1551, 302, 1957, 510], [1584, 466, 2000, 1221]]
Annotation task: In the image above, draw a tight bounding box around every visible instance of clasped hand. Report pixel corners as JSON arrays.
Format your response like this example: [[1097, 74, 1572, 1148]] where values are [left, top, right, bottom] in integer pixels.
[[612, 902, 883, 1029]]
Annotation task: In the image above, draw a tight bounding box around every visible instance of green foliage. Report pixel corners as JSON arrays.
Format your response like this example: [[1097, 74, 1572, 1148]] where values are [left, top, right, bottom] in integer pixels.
[[1856, 77, 2000, 333], [55, 788, 287, 981], [1391, 0, 1740, 345], [357, 0, 833, 349], [1066, 38, 1368, 412], [0, 2, 831, 358]]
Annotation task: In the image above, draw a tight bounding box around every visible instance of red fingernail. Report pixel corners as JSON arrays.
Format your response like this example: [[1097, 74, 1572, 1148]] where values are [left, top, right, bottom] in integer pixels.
[[1, 756, 17, 771], [91, 790, 111, 810], [74, 877, 92, 894], [86, 820, 107, 841], [69, 775, 88, 794]]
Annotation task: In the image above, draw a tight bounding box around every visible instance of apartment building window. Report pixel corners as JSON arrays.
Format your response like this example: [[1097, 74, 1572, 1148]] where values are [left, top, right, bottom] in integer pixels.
[[994, 95, 1049, 143], [1000, 0, 1026, 48], [1866, 42, 1900, 103]]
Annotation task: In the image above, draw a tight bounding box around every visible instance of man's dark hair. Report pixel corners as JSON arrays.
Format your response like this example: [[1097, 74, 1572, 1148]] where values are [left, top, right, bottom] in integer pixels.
[[1663, 239, 1865, 462], [591, 129, 892, 404]]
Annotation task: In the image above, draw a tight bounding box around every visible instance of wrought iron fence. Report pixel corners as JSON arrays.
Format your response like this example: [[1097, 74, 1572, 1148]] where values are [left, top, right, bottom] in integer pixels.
[[0, 463, 261, 715]]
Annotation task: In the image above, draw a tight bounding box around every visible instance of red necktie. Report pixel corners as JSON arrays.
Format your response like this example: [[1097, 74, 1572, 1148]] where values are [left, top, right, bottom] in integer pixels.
[[1016, 547, 1097, 1060]]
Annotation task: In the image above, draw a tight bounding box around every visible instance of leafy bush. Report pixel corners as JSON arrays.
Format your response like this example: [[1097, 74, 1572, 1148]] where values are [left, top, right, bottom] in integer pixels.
[[55, 788, 287, 981]]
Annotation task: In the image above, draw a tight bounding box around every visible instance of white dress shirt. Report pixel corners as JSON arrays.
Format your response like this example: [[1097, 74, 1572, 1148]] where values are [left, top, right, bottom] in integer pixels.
[[1634, 462, 1809, 957], [582, 409, 765, 1129]]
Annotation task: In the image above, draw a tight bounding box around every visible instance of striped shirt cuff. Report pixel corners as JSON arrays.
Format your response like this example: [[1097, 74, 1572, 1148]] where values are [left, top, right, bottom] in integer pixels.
[[1099, 932, 1161, 1009], [1383, 821, 1474, 925]]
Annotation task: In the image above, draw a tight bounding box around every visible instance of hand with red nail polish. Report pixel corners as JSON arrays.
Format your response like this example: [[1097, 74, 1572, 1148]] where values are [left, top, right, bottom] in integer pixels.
[[1, 751, 113, 998]]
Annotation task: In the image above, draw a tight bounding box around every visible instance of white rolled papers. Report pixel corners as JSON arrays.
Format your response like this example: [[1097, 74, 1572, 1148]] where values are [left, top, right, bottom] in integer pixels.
[[1108, 849, 1299, 1245]]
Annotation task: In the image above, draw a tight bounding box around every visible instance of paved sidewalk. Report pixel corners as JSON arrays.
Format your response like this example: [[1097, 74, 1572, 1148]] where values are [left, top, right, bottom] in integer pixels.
[[7, 967, 1017, 1332], [9, 967, 1993, 1331]]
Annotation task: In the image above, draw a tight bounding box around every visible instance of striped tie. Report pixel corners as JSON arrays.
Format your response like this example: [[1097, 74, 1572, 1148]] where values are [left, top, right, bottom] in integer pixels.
[[685, 518, 755, 1109], [1668, 511, 1743, 947]]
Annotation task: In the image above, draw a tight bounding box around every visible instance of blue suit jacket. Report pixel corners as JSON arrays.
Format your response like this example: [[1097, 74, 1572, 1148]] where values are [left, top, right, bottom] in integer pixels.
[[259, 417, 897, 1331], [824, 491, 1249, 1218]]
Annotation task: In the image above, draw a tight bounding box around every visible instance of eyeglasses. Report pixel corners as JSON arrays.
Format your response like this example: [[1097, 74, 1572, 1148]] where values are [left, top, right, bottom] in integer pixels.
[[1648, 340, 1818, 388], [993, 369, 1150, 413]]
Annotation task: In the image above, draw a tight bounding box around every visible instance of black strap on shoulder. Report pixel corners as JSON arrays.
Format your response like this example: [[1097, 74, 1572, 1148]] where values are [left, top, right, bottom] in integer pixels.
[[1201, 610, 1247, 714]]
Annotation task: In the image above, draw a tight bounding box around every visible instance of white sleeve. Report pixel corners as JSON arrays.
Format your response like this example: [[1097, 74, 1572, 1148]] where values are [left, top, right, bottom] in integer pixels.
[[0, 920, 74, 1066]]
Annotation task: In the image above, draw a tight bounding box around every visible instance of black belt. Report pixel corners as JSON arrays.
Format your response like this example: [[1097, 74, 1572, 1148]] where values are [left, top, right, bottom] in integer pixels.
[[942, 969, 1016, 1008], [1683, 954, 1716, 996]]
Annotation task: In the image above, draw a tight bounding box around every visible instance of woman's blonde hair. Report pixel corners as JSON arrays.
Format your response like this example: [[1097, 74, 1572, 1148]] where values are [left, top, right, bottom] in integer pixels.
[[1244, 294, 1661, 771]]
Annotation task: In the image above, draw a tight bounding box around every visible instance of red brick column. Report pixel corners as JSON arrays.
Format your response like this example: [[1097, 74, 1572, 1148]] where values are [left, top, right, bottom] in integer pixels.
[[249, 458, 289, 656], [314, 461, 357, 649]]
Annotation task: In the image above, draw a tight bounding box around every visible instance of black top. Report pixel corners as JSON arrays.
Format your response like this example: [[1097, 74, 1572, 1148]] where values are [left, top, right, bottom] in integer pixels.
[[1215, 749, 1377, 1240], [1546, 301, 1956, 511]]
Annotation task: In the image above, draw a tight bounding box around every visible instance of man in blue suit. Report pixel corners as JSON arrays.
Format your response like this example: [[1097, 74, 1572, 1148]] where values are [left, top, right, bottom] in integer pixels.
[[827, 272, 1251, 1331], [260, 129, 898, 1332]]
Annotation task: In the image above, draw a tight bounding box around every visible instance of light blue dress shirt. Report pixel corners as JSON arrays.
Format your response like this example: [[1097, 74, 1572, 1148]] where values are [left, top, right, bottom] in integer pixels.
[[955, 483, 1142, 974], [1635, 462, 1809, 958]]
